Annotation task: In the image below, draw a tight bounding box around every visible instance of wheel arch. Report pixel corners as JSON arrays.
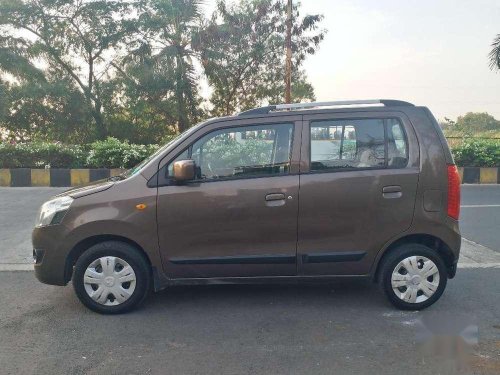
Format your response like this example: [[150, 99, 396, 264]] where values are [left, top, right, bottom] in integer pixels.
[[373, 233, 456, 282], [64, 234, 153, 283]]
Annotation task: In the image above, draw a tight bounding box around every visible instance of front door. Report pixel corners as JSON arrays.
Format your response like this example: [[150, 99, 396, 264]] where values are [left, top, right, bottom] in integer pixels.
[[298, 112, 420, 276], [157, 120, 301, 279]]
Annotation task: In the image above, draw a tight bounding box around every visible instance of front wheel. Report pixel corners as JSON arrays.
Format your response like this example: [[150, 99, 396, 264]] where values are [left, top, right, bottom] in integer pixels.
[[380, 244, 448, 310], [73, 241, 151, 314]]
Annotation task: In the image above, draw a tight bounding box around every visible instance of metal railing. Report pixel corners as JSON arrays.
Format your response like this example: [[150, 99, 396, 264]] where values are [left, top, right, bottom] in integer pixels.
[[238, 99, 414, 116]]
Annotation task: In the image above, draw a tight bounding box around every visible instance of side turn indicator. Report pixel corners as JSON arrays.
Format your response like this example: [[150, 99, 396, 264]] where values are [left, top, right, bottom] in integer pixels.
[[136, 203, 147, 210]]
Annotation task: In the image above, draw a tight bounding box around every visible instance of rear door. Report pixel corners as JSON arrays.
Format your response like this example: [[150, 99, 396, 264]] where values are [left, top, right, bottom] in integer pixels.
[[298, 111, 420, 276]]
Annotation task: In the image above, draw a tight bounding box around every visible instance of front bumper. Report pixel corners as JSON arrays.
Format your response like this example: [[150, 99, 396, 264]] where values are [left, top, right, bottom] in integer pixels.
[[32, 225, 70, 286]]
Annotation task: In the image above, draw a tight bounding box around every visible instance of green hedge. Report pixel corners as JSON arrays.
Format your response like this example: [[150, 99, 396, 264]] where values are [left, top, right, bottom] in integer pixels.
[[1, 137, 498, 169], [86, 138, 158, 169], [451, 139, 500, 167], [0, 138, 159, 169], [0, 142, 86, 168]]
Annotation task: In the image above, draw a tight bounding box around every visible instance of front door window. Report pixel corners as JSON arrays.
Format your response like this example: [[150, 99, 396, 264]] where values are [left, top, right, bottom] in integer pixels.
[[168, 123, 293, 181]]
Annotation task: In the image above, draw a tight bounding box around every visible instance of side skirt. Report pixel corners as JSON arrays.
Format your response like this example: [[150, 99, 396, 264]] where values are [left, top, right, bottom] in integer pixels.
[[152, 267, 371, 292]]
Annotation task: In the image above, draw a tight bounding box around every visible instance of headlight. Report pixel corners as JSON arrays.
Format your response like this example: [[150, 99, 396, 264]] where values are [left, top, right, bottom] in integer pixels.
[[35, 196, 74, 227]]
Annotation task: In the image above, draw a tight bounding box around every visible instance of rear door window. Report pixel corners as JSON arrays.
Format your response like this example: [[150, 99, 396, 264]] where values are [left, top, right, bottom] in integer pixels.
[[310, 118, 408, 171]]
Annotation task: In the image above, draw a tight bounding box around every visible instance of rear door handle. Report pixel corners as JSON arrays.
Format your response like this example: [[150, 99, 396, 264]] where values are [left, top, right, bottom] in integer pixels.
[[265, 193, 285, 201], [383, 185, 402, 199]]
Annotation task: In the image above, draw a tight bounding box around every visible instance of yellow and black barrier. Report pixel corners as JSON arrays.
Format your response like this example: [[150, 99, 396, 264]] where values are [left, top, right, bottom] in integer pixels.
[[457, 167, 499, 184], [0, 168, 126, 187], [0, 167, 498, 187]]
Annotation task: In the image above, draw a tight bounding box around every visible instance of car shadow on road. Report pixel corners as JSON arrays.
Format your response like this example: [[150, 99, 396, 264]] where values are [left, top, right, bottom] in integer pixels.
[[140, 278, 388, 313]]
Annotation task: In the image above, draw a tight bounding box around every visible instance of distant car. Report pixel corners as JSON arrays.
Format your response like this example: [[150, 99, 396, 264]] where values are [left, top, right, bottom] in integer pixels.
[[32, 99, 461, 314]]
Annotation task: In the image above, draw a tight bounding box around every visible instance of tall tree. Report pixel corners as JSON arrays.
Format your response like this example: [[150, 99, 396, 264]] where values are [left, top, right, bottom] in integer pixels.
[[455, 112, 500, 133], [489, 34, 500, 72], [1, 78, 93, 142], [124, 0, 204, 133], [195, 0, 324, 116], [0, 0, 137, 139]]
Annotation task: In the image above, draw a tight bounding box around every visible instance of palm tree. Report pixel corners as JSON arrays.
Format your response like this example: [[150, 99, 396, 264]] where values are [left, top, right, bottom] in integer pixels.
[[133, 0, 203, 133], [489, 34, 500, 71]]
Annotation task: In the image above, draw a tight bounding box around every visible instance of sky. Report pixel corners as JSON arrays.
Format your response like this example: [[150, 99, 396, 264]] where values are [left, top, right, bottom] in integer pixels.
[[202, 0, 500, 120]]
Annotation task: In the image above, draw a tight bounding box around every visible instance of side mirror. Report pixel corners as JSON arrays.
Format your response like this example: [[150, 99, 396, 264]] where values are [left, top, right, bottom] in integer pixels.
[[172, 160, 196, 182]]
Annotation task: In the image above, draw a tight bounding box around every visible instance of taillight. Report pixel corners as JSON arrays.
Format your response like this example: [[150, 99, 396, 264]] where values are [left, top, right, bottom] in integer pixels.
[[447, 165, 461, 220]]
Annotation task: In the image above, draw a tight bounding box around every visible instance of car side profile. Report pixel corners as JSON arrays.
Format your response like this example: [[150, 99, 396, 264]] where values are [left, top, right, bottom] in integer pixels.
[[32, 99, 461, 314]]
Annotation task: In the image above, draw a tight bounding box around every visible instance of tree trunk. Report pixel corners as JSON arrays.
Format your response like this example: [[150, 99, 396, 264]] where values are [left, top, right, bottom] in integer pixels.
[[91, 102, 106, 140], [175, 54, 189, 133]]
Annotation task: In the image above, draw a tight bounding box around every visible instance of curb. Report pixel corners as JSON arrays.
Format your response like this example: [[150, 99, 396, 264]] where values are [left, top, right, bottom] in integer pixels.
[[0, 264, 33, 271], [0, 168, 126, 187], [457, 167, 499, 184]]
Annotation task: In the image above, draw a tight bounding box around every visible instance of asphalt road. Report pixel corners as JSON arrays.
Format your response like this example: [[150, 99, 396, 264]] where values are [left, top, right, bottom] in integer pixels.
[[0, 185, 498, 374], [0, 187, 65, 264], [0, 270, 499, 375], [461, 185, 500, 251]]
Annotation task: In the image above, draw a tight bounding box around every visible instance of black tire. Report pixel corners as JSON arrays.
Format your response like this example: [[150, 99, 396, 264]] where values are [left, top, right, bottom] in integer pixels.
[[379, 244, 448, 310], [73, 241, 151, 314]]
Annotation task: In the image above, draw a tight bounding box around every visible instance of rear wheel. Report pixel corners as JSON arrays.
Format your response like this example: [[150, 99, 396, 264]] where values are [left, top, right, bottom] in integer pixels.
[[380, 244, 447, 310], [73, 241, 151, 314]]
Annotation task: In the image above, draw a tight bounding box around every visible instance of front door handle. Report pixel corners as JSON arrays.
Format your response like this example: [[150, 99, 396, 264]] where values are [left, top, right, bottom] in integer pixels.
[[265, 193, 286, 207], [265, 193, 286, 201], [383, 185, 402, 199]]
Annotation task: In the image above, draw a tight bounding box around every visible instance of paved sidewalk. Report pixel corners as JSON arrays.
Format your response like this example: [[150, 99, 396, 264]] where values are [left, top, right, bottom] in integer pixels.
[[459, 238, 500, 268]]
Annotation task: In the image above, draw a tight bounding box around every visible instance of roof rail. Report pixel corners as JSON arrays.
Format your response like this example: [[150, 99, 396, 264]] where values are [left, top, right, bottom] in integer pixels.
[[238, 99, 414, 116]]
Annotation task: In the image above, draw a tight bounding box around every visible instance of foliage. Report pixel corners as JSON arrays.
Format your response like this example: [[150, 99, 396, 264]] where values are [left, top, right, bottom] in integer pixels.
[[0, 141, 86, 168], [1, 79, 94, 142], [0, 138, 159, 169], [0, 0, 324, 143], [86, 138, 159, 169], [442, 112, 500, 137], [489, 33, 500, 71], [451, 139, 500, 167], [201, 137, 275, 170], [455, 112, 500, 133], [115, 0, 205, 134], [194, 0, 324, 116], [0, 0, 137, 139]]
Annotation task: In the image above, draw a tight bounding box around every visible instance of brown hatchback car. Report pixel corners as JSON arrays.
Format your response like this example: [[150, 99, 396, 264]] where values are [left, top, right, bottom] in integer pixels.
[[33, 100, 461, 314]]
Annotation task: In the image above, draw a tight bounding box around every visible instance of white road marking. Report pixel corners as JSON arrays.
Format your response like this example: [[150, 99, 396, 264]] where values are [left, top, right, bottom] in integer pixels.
[[458, 263, 500, 269], [0, 264, 33, 271], [461, 205, 500, 208]]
